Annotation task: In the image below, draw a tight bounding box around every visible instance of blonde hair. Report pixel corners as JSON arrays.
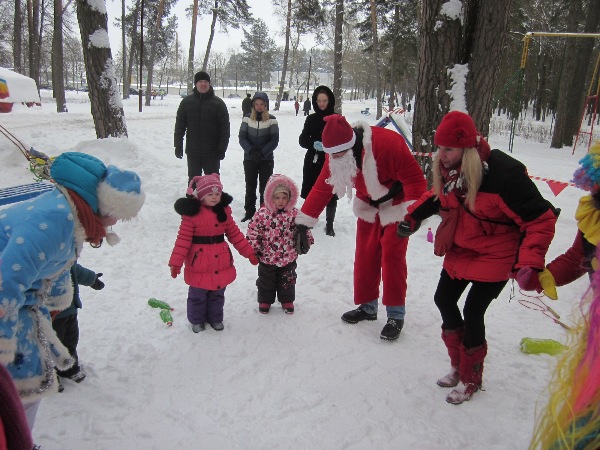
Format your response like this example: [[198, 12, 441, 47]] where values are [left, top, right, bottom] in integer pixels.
[[250, 105, 270, 122], [432, 147, 483, 210]]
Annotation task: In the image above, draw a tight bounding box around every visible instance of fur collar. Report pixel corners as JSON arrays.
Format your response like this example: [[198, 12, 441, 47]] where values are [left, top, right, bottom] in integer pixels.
[[174, 192, 233, 217]]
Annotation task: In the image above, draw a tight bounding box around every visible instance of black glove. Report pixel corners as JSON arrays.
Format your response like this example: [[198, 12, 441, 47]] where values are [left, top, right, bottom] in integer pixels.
[[91, 273, 105, 290], [175, 147, 183, 159], [397, 215, 421, 238], [294, 224, 311, 255]]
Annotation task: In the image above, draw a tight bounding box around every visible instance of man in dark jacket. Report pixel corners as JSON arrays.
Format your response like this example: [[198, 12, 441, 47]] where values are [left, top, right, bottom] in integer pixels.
[[174, 71, 230, 180], [303, 98, 311, 116], [242, 93, 252, 116]]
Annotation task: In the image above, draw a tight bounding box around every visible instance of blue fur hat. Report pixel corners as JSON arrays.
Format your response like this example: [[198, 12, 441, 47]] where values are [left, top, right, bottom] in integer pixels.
[[50, 152, 107, 213], [97, 165, 145, 220]]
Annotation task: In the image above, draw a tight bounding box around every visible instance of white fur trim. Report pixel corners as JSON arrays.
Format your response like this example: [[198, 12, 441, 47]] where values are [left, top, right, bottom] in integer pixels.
[[44, 284, 73, 310], [351, 122, 389, 200], [295, 211, 319, 228], [353, 198, 416, 226], [97, 182, 146, 221], [0, 338, 17, 365], [323, 132, 356, 154]]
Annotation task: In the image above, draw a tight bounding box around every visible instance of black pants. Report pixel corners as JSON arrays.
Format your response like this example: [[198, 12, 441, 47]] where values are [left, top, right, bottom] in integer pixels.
[[243, 159, 274, 214], [257, 261, 297, 304], [433, 269, 507, 348], [187, 154, 221, 181], [52, 314, 81, 377]]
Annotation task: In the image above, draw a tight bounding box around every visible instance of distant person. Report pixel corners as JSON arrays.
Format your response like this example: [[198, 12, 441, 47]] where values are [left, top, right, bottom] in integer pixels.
[[242, 93, 252, 117], [294, 99, 300, 116], [246, 174, 313, 315], [238, 92, 279, 222], [174, 71, 230, 180], [298, 85, 337, 236], [169, 174, 258, 333], [51, 263, 105, 390], [303, 98, 311, 116]]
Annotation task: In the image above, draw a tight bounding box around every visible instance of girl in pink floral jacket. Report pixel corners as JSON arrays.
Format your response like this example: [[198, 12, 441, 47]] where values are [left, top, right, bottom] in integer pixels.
[[246, 174, 314, 314], [169, 174, 258, 333]]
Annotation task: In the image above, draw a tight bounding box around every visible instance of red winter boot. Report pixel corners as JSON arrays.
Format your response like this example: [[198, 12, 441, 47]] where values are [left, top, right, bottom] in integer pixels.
[[436, 327, 464, 387], [446, 342, 487, 405]]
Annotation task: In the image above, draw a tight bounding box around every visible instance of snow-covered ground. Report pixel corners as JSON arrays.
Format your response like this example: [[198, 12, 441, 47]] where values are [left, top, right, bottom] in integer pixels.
[[0, 92, 591, 449]]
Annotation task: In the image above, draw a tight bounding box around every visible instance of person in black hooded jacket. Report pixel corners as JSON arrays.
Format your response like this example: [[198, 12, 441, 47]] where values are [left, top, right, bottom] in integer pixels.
[[174, 71, 230, 181], [298, 85, 338, 236]]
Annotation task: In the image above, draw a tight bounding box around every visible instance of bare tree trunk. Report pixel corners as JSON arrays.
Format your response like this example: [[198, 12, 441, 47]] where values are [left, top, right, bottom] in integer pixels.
[[122, 0, 127, 98], [27, 0, 41, 84], [389, 3, 399, 111], [370, 0, 382, 120], [125, 0, 140, 99], [201, 0, 218, 71], [464, 0, 513, 136], [14, 0, 23, 73], [333, 0, 343, 114], [551, 0, 584, 148], [414, 0, 462, 184], [145, 0, 166, 106], [52, 0, 67, 112], [274, 0, 292, 111], [563, 0, 600, 146], [76, 0, 127, 138], [187, 0, 199, 93]]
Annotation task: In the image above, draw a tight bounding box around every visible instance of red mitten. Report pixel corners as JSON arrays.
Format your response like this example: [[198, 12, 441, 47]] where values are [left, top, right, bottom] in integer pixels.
[[515, 267, 542, 292], [249, 254, 259, 266], [170, 266, 181, 278]]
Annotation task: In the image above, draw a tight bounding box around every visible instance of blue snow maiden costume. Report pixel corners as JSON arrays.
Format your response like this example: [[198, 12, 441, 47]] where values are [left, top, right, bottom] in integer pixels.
[[0, 152, 145, 404]]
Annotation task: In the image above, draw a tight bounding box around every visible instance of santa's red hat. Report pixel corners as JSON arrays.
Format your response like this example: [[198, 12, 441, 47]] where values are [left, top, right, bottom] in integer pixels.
[[322, 114, 356, 154], [434, 110, 491, 161]]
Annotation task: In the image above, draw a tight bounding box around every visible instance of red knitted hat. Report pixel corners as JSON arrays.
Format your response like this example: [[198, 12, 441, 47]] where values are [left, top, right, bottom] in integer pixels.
[[434, 111, 478, 148], [187, 173, 223, 200], [434, 110, 491, 161], [322, 114, 356, 154]]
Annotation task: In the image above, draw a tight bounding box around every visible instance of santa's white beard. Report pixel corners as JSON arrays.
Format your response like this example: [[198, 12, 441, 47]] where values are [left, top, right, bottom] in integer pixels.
[[327, 150, 358, 199]]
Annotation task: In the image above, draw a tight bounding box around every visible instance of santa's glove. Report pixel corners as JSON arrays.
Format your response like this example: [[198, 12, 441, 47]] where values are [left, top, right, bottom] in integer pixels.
[[515, 267, 543, 292], [170, 265, 181, 279], [91, 273, 105, 290], [174, 147, 183, 159], [539, 268, 558, 300], [397, 214, 421, 238], [313, 141, 323, 151], [294, 224, 311, 255]]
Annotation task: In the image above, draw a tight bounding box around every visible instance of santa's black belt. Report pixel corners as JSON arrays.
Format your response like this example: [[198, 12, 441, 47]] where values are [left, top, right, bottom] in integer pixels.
[[368, 181, 403, 207], [192, 234, 225, 244]]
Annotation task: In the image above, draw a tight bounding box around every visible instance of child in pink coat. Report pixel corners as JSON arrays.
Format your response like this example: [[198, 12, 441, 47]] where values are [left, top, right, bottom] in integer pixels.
[[246, 174, 313, 314], [169, 174, 258, 332]]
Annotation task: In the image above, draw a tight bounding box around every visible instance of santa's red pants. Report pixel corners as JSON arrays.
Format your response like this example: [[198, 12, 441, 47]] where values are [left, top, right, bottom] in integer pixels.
[[353, 216, 408, 307]]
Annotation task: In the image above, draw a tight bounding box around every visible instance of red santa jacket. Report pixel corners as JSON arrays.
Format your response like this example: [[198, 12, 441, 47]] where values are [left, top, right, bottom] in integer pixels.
[[169, 194, 255, 290], [296, 121, 426, 227]]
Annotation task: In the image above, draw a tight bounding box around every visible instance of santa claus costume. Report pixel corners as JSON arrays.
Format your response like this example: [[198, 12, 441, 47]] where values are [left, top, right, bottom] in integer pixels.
[[295, 114, 426, 340]]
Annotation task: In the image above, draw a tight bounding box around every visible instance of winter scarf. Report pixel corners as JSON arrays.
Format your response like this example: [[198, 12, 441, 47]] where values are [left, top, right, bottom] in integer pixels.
[[68, 188, 106, 246]]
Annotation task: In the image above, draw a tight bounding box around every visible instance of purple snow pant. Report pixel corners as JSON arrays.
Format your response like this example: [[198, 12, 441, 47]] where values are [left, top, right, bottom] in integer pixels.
[[187, 286, 226, 325]]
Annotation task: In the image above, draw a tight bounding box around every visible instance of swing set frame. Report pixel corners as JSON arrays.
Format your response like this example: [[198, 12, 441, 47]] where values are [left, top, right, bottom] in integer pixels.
[[500, 32, 600, 154]]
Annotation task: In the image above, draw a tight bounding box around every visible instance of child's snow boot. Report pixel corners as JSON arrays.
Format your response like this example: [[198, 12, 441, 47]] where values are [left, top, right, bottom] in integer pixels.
[[259, 303, 271, 314], [282, 302, 294, 314]]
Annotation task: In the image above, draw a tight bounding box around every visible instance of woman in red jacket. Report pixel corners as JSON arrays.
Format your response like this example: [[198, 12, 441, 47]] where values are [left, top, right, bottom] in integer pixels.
[[398, 111, 559, 404], [169, 174, 258, 333]]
